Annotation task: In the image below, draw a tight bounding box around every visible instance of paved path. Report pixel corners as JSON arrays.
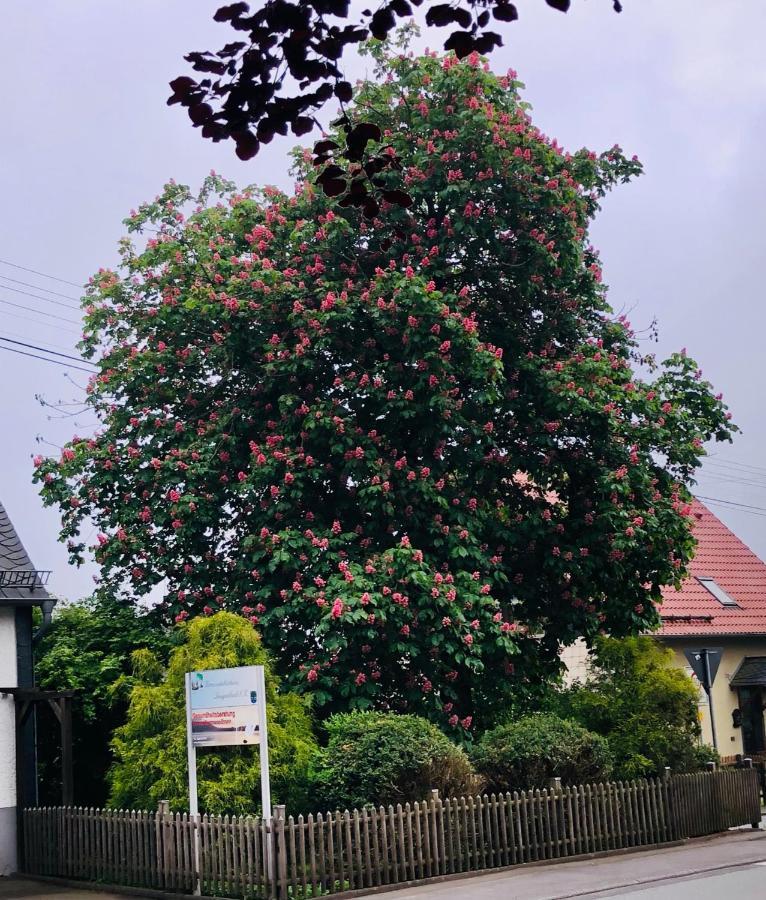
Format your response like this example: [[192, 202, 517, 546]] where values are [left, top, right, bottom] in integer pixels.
[[389, 829, 766, 899], [2, 830, 765, 899], [0, 880, 125, 899], [598, 862, 766, 898]]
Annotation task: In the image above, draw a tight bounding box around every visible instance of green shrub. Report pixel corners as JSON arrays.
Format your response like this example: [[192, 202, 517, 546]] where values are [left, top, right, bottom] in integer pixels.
[[472, 714, 613, 792], [558, 636, 705, 779], [108, 612, 317, 815], [310, 712, 480, 810], [35, 593, 176, 806], [690, 743, 720, 771]]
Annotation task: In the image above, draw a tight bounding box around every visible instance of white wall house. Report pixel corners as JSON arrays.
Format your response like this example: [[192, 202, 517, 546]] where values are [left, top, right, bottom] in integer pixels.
[[0, 501, 53, 876]]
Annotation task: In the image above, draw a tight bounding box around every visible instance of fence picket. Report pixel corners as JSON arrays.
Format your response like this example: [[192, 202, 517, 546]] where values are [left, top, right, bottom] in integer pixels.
[[20, 769, 762, 897]]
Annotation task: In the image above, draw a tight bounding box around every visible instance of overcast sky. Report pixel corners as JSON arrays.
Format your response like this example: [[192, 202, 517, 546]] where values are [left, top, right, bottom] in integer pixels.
[[2, 1, 765, 602]]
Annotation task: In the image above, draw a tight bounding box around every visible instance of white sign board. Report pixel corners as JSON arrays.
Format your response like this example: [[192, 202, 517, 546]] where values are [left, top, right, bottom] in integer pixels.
[[189, 665, 261, 747], [184, 665, 271, 820]]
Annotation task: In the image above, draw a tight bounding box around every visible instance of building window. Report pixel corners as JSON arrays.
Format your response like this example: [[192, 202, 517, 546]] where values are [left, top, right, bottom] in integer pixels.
[[697, 576, 738, 607]]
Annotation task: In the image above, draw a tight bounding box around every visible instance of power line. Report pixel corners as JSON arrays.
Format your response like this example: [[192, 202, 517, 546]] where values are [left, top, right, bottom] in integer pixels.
[[0, 297, 80, 325], [705, 456, 766, 477], [0, 335, 94, 366], [0, 284, 81, 311], [696, 494, 766, 515], [0, 328, 80, 356], [0, 307, 81, 335], [0, 274, 80, 302], [697, 472, 766, 490], [0, 344, 95, 374], [0, 257, 82, 289]]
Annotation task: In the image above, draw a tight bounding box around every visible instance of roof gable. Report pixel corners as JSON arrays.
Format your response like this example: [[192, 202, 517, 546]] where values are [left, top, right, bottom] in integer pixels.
[[0, 499, 51, 605], [659, 499, 766, 636]]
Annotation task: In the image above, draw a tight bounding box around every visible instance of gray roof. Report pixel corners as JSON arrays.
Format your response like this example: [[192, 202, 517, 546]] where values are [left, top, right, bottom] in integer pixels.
[[0, 499, 51, 605], [730, 657, 766, 688]]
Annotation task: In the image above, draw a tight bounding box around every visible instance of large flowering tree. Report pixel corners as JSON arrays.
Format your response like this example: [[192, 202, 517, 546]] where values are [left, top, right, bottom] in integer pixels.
[[35, 46, 733, 733]]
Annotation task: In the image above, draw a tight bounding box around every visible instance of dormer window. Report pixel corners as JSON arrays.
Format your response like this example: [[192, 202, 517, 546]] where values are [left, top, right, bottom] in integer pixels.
[[697, 576, 738, 607]]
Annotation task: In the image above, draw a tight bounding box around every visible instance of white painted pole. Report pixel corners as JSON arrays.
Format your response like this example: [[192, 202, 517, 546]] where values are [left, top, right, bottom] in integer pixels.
[[185, 672, 201, 895], [256, 666, 274, 883], [256, 666, 272, 820]]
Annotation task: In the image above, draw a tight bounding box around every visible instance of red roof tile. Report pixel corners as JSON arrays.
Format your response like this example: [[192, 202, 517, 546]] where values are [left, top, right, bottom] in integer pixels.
[[659, 499, 766, 636]]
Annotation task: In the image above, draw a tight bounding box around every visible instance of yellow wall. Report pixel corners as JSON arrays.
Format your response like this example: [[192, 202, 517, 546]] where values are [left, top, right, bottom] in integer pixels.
[[665, 638, 766, 756]]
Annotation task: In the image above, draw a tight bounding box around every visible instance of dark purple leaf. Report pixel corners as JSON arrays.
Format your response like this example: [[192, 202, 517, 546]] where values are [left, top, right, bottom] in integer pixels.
[[214, 2, 250, 22], [492, 2, 518, 23], [370, 6, 396, 39], [167, 76, 197, 105], [390, 0, 413, 15], [234, 131, 259, 159], [322, 177, 347, 197], [362, 196, 380, 219], [382, 189, 413, 208], [188, 102, 214, 125], [314, 139, 340, 155], [317, 164, 345, 181], [426, 4, 472, 29], [443, 30, 475, 59], [335, 81, 353, 102], [291, 116, 315, 136], [545, 0, 571, 11], [474, 31, 503, 53], [218, 41, 247, 57]]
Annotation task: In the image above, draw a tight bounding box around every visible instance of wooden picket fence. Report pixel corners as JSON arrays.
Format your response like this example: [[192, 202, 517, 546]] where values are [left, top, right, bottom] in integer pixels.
[[21, 768, 761, 899]]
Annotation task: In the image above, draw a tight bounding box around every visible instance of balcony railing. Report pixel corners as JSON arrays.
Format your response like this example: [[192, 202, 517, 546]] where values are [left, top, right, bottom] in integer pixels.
[[0, 569, 51, 589]]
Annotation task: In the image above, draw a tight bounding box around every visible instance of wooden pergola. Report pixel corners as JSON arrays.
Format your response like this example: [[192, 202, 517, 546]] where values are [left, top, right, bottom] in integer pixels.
[[0, 687, 74, 807]]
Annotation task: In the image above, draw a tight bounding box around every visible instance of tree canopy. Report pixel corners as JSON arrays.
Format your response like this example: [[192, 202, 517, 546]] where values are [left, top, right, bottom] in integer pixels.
[[171, 2, 624, 215], [35, 46, 733, 734]]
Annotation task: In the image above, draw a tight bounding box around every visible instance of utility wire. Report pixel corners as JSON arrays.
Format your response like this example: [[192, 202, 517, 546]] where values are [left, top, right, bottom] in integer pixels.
[[705, 456, 766, 476], [696, 495, 766, 514], [0, 284, 82, 311], [0, 335, 94, 366], [0, 343, 95, 374], [0, 257, 82, 288], [0, 274, 80, 302], [0, 328, 80, 356], [697, 472, 766, 490], [0, 297, 80, 325], [0, 307, 81, 335]]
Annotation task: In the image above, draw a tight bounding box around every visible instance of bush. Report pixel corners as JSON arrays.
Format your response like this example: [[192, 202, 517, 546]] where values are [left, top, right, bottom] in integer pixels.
[[108, 612, 317, 815], [35, 593, 176, 806], [310, 712, 480, 811], [472, 714, 613, 792], [690, 744, 720, 771], [558, 636, 705, 779]]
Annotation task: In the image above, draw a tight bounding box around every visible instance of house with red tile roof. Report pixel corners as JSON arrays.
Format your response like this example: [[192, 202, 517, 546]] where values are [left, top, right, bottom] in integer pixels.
[[561, 498, 766, 758], [659, 498, 766, 757]]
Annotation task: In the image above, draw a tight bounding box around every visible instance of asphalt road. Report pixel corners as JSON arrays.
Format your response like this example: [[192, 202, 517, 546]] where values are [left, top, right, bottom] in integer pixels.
[[597, 862, 766, 898], [387, 829, 766, 900], [1, 829, 765, 899]]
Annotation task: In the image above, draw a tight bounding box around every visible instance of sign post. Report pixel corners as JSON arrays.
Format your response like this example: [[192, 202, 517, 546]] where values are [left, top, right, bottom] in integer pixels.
[[684, 648, 723, 750], [185, 665, 272, 890]]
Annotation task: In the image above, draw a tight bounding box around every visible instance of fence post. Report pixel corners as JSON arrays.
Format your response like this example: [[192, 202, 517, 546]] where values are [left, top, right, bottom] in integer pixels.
[[741, 759, 761, 829], [429, 790, 441, 876], [156, 800, 171, 889], [274, 804, 288, 898], [663, 768, 679, 841]]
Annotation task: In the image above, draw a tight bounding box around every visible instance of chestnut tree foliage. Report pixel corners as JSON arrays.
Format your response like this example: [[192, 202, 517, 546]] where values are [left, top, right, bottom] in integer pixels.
[[36, 49, 732, 733]]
